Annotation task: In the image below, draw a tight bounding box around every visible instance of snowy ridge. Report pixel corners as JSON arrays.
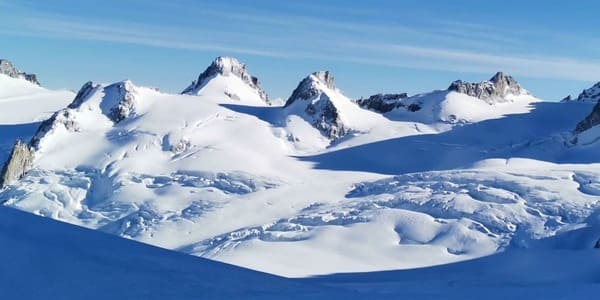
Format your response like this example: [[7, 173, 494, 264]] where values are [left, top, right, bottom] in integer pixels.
[[182, 56, 270, 105]]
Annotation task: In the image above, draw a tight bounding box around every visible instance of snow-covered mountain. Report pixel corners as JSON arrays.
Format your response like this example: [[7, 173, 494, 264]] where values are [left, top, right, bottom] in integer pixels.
[[1, 57, 600, 280], [282, 71, 405, 144], [356, 72, 538, 128], [182, 56, 271, 105]]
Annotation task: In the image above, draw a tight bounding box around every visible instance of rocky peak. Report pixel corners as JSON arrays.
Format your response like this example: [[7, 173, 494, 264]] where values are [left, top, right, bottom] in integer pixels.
[[284, 71, 350, 140], [182, 56, 269, 104], [0, 59, 40, 85], [312, 71, 335, 90], [448, 72, 528, 104], [285, 71, 336, 107]]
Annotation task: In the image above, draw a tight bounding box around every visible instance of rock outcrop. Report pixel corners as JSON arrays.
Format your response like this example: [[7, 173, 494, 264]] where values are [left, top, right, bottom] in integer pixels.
[[356, 93, 415, 113], [574, 101, 600, 134], [572, 82, 600, 134], [105, 81, 138, 123], [182, 56, 270, 104], [0, 140, 34, 188], [0, 59, 40, 85], [448, 72, 528, 104]]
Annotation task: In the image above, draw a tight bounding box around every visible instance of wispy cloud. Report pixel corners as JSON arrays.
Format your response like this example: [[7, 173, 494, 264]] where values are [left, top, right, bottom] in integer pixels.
[[3, 2, 600, 83]]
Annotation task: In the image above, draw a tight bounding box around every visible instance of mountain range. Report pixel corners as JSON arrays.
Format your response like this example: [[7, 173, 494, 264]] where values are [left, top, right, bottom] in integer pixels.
[[1, 56, 600, 283]]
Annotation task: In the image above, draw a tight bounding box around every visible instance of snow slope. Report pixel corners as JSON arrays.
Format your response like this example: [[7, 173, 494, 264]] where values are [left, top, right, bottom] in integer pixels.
[[0, 205, 356, 299], [0, 74, 73, 163], [2, 58, 600, 280], [3, 204, 599, 299]]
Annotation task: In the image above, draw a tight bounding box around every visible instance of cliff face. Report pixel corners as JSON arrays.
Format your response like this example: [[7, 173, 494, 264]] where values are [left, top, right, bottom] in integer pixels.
[[574, 101, 600, 134], [0, 140, 34, 188]]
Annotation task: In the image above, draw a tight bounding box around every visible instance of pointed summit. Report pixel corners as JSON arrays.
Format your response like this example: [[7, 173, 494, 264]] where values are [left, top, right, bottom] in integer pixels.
[[182, 56, 269, 104], [0, 59, 40, 85], [448, 72, 529, 104], [285, 71, 336, 107]]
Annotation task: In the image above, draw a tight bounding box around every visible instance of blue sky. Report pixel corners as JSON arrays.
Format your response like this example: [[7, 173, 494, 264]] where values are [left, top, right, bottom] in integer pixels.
[[2, 0, 600, 100]]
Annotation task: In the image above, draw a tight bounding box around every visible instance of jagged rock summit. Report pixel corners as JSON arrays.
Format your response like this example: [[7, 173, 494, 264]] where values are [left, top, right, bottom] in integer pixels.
[[285, 71, 335, 107], [283, 71, 350, 139], [0, 59, 40, 85], [448, 72, 529, 104], [283, 71, 389, 141], [182, 56, 270, 105]]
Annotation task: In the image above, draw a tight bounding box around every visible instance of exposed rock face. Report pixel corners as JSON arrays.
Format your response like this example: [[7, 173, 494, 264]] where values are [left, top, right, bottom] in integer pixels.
[[448, 72, 528, 104], [285, 71, 349, 140], [105, 81, 137, 123], [572, 82, 600, 134], [0, 59, 40, 85], [182, 56, 270, 104], [0, 140, 34, 188], [574, 101, 600, 134], [306, 94, 348, 140], [356, 93, 409, 113]]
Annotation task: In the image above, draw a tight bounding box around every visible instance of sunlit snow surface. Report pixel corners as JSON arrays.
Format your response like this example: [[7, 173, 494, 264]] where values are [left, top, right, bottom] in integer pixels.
[[1, 71, 600, 289]]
